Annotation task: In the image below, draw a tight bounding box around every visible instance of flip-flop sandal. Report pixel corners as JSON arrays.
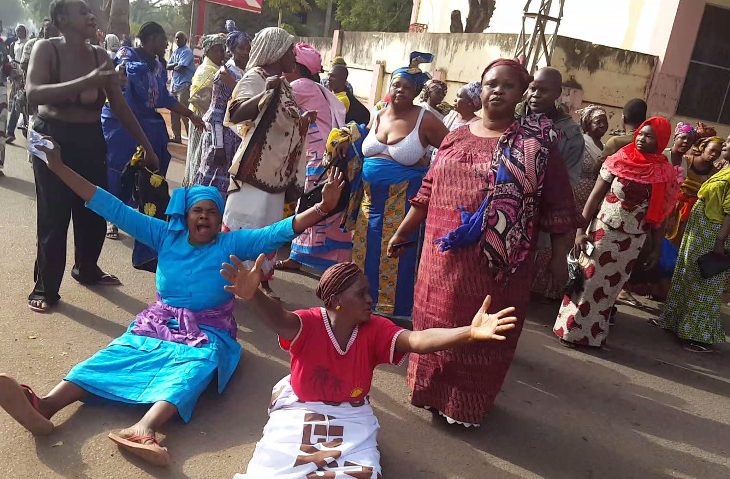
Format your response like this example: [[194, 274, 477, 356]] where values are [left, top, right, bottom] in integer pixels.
[[28, 299, 51, 313], [559, 339, 577, 349], [108, 432, 171, 467], [0, 376, 54, 435], [274, 260, 301, 272], [72, 271, 122, 286], [683, 343, 713, 353], [106, 225, 119, 240]]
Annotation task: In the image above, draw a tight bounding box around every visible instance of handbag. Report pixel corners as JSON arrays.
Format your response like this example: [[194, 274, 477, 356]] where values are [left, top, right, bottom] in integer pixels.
[[564, 249, 585, 296], [295, 151, 350, 219], [696, 251, 730, 279]]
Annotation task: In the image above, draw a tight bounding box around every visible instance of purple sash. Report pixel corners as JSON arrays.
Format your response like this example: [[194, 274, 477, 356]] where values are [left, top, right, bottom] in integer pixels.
[[132, 295, 237, 347]]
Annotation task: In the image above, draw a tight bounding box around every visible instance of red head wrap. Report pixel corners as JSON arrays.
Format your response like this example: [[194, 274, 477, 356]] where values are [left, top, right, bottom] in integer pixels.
[[481, 58, 532, 92], [603, 116, 679, 225], [316, 262, 362, 308]]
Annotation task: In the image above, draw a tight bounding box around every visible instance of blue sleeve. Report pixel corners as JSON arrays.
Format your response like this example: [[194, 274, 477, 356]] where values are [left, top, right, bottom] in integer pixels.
[[229, 217, 297, 260], [86, 187, 167, 250], [157, 65, 178, 109], [178, 48, 194, 67]]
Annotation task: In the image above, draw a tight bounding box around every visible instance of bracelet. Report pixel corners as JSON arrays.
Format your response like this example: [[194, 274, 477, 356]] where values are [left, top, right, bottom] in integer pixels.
[[314, 203, 330, 217]]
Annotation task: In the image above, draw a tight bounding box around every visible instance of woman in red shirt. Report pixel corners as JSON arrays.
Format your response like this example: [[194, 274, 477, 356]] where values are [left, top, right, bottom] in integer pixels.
[[222, 256, 517, 478]]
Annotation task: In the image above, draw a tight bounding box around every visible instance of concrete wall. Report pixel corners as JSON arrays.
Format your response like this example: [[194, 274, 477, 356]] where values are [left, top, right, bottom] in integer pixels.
[[330, 31, 656, 133], [295, 36, 334, 71]]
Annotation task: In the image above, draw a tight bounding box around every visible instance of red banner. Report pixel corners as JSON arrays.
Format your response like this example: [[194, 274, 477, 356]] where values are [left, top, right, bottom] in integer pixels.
[[205, 0, 263, 13]]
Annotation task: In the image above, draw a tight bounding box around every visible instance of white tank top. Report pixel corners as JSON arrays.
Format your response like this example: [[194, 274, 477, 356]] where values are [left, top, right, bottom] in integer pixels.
[[361, 108, 428, 166]]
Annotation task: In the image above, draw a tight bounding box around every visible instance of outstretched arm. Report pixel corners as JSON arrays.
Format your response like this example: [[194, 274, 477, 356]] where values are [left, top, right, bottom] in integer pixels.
[[36, 140, 166, 249], [395, 296, 517, 354], [221, 254, 300, 341]]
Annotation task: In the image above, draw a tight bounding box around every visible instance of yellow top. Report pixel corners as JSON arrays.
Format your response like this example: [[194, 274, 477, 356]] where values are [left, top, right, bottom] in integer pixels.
[[697, 168, 730, 223]]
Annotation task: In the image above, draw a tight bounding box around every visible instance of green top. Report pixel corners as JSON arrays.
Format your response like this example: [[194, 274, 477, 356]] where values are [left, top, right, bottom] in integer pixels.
[[697, 168, 730, 223]]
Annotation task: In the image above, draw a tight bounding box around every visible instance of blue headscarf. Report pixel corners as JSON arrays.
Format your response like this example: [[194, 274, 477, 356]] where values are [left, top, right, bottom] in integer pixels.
[[165, 186, 225, 232], [391, 51, 433, 93], [225, 19, 251, 53]]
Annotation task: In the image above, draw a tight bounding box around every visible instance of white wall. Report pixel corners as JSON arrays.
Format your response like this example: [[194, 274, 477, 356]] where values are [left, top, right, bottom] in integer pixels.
[[416, 0, 680, 56]]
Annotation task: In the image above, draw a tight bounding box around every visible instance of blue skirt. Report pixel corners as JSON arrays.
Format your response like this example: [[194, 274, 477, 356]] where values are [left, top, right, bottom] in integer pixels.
[[65, 321, 241, 422], [352, 158, 427, 319]]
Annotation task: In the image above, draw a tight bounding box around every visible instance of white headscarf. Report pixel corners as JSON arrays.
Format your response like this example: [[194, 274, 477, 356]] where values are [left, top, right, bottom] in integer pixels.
[[105, 34, 121, 54], [246, 27, 294, 70]]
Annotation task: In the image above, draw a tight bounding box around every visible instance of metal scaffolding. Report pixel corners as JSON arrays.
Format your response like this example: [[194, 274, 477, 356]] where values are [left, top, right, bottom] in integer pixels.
[[514, 0, 566, 74]]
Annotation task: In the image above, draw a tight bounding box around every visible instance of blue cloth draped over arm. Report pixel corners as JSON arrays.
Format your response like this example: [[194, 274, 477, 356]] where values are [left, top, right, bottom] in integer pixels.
[[86, 187, 167, 250]]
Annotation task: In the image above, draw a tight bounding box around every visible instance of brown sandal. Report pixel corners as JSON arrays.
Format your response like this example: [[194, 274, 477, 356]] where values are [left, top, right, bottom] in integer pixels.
[[108, 432, 171, 466]]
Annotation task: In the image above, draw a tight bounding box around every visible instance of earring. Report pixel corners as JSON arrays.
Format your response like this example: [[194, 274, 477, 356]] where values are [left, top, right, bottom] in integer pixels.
[[335, 305, 341, 311]]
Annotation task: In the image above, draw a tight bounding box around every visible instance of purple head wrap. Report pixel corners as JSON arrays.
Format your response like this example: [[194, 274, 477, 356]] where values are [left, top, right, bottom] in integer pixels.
[[674, 121, 696, 138], [225, 20, 251, 53]]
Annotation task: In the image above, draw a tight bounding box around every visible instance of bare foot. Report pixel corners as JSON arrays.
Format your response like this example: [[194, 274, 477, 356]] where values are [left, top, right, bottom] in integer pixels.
[[275, 259, 301, 271], [109, 425, 170, 467], [0, 375, 54, 435]]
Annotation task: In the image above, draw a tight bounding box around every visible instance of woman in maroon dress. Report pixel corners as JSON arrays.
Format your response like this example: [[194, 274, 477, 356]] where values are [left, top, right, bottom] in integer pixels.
[[388, 59, 580, 426]]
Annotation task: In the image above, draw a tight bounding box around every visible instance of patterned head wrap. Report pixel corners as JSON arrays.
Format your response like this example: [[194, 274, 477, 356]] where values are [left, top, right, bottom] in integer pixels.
[[482, 58, 532, 92], [246, 27, 295, 70], [576, 105, 607, 133], [695, 122, 717, 141], [674, 121, 696, 138], [294, 42, 322, 76], [225, 20, 251, 52], [421, 79, 447, 101], [697, 136, 724, 152], [201, 33, 226, 56], [316, 262, 363, 308], [165, 186, 225, 232], [461, 81, 482, 109], [105, 34, 120, 53], [391, 51, 434, 93]]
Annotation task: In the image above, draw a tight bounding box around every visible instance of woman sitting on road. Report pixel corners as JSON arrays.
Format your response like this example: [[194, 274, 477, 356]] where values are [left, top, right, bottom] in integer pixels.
[[225, 257, 517, 478], [0, 137, 345, 467]]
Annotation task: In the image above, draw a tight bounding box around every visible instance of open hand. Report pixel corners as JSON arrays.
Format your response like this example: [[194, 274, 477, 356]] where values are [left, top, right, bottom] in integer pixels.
[[320, 167, 346, 213], [469, 295, 517, 341], [220, 254, 264, 300]]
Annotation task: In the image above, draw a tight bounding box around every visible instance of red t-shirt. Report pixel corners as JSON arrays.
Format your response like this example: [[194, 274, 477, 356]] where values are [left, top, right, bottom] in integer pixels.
[[279, 307, 407, 403]]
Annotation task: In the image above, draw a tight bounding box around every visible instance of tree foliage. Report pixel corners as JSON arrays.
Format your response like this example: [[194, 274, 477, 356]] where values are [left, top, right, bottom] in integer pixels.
[[267, 0, 311, 15], [314, 0, 411, 32]]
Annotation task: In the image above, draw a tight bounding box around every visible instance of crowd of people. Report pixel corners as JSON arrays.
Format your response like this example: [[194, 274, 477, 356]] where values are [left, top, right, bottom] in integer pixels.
[[0, 0, 729, 475]]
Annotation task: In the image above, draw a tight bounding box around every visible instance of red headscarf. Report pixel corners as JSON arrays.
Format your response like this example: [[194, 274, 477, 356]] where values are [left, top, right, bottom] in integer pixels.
[[603, 116, 679, 226], [481, 58, 532, 92]]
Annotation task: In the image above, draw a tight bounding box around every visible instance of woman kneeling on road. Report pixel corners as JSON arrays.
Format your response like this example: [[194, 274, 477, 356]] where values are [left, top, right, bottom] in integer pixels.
[[225, 256, 518, 478], [0, 137, 345, 467]]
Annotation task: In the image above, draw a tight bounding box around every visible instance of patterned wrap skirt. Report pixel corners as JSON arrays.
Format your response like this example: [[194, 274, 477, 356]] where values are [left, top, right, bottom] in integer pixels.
[[553, 219, 647, 347], [659, 201, 728, 345]]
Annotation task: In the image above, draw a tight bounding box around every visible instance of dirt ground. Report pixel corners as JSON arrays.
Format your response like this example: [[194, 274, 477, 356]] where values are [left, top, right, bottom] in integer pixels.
[[1, 139, 729, 479]]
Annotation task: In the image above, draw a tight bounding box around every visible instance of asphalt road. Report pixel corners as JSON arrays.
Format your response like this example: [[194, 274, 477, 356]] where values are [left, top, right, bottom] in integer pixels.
[[0, 138, 729, 479]]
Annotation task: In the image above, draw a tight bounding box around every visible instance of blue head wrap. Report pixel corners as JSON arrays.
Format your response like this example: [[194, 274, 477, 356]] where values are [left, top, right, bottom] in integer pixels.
[[165, 186, 225, 232], [225, 20, 251, 53], [391, 51, 433, 93]]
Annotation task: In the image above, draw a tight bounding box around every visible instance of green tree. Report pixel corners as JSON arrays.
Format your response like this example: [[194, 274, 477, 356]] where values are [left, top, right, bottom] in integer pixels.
[[267, 0, 310, 27], [315, 0, 411, 32]]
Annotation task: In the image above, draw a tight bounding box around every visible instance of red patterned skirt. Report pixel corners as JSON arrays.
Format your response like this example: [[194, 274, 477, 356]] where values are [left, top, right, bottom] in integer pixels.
[[407, 230, 534, 425], [553, 219, 646, 346]]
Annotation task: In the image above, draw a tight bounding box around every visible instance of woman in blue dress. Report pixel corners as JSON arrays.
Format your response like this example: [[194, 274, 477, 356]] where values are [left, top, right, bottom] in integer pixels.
[[0, 136, 345, 467], [102, 22, 205, 270]]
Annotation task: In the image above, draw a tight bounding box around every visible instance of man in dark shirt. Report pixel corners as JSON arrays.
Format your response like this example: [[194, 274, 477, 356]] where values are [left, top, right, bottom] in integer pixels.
[[602, 98, 647, 158]]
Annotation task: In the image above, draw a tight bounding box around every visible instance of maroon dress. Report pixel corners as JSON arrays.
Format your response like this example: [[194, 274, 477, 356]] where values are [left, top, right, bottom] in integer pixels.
[[407, 126, 578, 425]]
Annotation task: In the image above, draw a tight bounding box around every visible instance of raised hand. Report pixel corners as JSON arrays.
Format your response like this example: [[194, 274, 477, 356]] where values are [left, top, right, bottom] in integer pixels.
[[221, 254, 265, 300], [264, 75, 283, 91], [35, 136, 62, 171], [469, 295, 517, 341], [320, 167, 345, 213]]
